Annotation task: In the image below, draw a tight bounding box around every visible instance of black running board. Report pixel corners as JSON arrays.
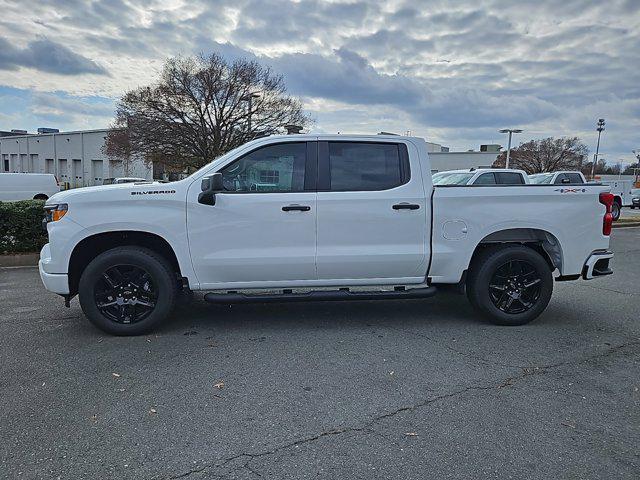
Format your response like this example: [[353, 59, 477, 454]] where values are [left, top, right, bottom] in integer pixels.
[[204, 286, 437, 304]]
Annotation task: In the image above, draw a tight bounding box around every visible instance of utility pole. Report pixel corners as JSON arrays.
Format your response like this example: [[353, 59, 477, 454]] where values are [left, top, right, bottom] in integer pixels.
[[590, 118, 605, 180], [499, 129, 523, 169], [241, 92, 260, 137]]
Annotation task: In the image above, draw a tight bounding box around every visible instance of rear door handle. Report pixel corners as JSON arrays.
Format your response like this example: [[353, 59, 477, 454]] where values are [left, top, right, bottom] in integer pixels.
[[282, 204, 311, 212], [393, 203, 420, 210]]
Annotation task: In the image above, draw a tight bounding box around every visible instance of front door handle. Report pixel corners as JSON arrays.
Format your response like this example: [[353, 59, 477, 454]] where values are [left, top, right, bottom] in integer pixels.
[[282, 204, 311, 212], [393, 203, 420, 210]]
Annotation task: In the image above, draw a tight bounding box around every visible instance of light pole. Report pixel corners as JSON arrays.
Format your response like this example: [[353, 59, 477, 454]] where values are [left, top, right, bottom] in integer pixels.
[[240, 92, 260, 136], [499, 129, 522, 169], [590, 118, 605, 180]]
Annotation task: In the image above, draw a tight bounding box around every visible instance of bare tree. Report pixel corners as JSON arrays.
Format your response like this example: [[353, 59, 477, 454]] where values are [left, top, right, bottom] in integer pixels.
[[105, 54, 311, 172], [492, 137, 589, 174]]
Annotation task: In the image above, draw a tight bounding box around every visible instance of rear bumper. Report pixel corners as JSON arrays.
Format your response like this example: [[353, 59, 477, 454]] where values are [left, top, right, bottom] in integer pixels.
[[582, 251, 614, 280], [39, 244, 69, 294]]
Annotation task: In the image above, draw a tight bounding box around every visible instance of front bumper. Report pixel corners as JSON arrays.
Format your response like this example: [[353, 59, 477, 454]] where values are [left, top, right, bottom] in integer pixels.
[[582, 251, 614, 280], [39, 244, 69, 294]]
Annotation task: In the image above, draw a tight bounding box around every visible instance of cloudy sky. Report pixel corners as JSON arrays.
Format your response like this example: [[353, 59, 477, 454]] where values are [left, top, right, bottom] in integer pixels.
[[1, 0, 639, 164]]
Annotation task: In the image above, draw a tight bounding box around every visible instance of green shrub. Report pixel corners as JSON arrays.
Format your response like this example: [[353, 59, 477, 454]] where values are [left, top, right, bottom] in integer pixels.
[[0, 200, 48, 254]]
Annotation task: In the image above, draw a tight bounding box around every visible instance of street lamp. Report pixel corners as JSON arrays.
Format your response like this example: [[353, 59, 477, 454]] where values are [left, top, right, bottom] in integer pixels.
[[590, 118, 605, 180], [240, 92, 260, 135], [499, 129, 523, 169]]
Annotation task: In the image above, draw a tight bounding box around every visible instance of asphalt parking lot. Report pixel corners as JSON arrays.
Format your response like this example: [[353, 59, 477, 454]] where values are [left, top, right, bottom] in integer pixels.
[[1, 228, 638, 480]]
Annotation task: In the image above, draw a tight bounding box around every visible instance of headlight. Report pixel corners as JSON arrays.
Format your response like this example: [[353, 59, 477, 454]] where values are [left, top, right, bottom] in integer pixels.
[[43, 203, 68, 223]]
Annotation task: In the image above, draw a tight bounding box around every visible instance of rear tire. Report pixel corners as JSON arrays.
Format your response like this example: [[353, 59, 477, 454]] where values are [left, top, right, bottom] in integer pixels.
[[466, 245, 553, 326], [78, 246, 177, 335], [611, 201, 621, 221]]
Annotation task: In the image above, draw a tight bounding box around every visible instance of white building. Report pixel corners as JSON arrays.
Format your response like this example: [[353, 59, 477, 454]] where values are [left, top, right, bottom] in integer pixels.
[[429, 151, 502, 172], [424, 142, 502, 172], [0, 129, 151, 188]]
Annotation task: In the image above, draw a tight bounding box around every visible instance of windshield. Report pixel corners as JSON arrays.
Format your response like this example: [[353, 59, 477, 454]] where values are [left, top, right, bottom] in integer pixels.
[[432, 172, 453, 182], [529, 173, 554, 184], [433, 172, 475, 185]]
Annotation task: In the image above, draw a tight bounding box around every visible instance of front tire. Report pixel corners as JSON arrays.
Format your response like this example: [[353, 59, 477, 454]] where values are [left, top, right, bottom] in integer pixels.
[[78, 247, 177, 335], [466, 245, 553, 326]]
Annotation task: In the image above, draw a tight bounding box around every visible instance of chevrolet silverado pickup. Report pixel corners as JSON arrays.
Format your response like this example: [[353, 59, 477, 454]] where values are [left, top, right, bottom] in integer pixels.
[[39, 135, 615, 335]]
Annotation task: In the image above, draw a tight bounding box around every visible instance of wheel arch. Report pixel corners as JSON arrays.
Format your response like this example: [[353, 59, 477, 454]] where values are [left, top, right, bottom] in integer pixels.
[[469, 228, 563, 274], [68, 231, 183, 295]]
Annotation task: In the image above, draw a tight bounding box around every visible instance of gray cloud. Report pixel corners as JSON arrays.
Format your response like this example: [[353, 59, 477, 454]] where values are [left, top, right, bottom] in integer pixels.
[[0, 37, 107, 75], [0, 0, 638, 162]]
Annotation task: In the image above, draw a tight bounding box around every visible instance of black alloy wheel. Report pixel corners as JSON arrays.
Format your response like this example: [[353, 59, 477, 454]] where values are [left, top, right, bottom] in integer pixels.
[[488, 260, 541, 314], [79, 246, 178, 335], [466, 244, 553, 326], [94, 264, 157, 324]]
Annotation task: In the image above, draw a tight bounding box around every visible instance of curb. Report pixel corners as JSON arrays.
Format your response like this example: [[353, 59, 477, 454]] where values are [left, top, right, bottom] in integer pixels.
[[0, 253, 39, 268], [613, 222, 640, 229]]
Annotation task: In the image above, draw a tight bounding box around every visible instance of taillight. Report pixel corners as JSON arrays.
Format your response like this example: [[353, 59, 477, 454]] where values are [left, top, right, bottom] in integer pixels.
[[599, 192, 614, 236]]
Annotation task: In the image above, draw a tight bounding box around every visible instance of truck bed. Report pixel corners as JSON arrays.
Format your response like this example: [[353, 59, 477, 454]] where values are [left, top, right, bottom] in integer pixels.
[[429, 184, 611, 283]]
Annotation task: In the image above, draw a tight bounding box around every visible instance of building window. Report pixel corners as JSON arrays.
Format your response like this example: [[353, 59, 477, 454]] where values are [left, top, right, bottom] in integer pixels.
[[259, 170, 280, 184]]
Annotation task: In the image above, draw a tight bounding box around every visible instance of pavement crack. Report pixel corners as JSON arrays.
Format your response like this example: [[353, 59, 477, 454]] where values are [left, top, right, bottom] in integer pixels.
[[163, 341, 639, 480], [384, 325, 524, 369]]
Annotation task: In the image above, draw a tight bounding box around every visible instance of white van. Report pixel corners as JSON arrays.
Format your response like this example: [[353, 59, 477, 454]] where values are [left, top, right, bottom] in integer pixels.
[[0, 173, 60, 201]]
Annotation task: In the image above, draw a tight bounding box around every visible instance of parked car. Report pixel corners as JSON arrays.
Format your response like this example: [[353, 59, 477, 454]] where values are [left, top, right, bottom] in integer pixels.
[[0, 173, 60, 201], [432, 168, 529, 186], [40, 134, 614, 335], [102, 177, 148, 185], [528, 171, 586, 185]]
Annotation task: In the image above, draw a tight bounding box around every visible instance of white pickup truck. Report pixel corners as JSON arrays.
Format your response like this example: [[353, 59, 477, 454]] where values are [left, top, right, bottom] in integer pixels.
[[39, 135, 615, 335]]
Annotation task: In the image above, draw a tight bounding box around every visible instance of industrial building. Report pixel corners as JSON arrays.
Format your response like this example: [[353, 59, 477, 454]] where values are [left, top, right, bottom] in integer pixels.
[[426, 143, 502, 172], [1, 128, 501, 188], [0, 128, 151, 188]]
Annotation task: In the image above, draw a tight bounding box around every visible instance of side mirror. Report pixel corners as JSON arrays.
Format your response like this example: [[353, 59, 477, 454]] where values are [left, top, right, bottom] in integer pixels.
[[198, 173, 224, 205], [561, 177, 570, 184]]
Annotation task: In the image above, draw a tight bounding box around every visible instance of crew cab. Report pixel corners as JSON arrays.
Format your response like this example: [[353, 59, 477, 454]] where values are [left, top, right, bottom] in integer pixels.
[[433, 168, 529, 186], [39, 135, 615, 335]]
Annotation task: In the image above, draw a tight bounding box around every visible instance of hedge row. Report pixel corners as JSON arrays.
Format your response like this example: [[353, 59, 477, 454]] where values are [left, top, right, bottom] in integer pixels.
[[0, 200, 48, 254]]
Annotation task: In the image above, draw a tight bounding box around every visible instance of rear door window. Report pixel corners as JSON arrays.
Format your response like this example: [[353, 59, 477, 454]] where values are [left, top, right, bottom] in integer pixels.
[[566, 173, 584, 183], [324, 142, 409, 191], [474, 173, 496, 185], [495, 172, 525, 184]]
